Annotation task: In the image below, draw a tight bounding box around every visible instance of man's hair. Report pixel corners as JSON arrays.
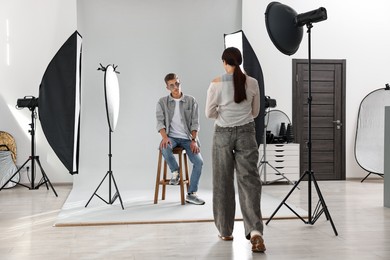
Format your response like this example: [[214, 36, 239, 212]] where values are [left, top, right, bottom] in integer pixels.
[[164, 73, 178, 84]]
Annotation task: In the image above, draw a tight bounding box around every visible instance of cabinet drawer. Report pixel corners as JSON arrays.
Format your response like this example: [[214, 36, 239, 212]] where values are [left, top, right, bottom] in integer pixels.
[[265, 150, 299, 156], [266, 144, 299, 151], [268, 159, 300, 167]]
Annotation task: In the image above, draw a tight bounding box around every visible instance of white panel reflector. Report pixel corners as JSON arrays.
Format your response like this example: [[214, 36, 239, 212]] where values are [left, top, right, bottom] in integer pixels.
[[355, 88, 390, 174], [104, 65, 120, 132]]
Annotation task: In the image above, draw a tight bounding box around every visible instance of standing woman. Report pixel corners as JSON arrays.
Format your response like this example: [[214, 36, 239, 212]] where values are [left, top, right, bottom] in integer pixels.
[[205, 47, 265, 253]]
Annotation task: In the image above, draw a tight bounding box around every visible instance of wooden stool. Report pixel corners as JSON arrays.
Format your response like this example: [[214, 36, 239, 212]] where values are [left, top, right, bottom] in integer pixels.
[[154, 147, 190, 205]]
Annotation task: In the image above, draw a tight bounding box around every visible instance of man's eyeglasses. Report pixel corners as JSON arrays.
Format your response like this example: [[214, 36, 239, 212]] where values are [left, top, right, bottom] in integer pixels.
[[168, 81, 181, 89]]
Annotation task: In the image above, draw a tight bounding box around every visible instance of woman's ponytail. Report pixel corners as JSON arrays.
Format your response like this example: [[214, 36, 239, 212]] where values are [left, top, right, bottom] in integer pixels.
[[222, 47, 246, 103]]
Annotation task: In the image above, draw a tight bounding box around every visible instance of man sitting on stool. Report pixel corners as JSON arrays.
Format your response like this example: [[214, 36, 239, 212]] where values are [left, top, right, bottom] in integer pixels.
[[156, 73, 205, 205]]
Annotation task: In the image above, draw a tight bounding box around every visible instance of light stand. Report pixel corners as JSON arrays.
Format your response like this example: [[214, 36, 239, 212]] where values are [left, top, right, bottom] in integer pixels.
[[85, 130, 124, 209], [85, 64, 123, 210], [265, 23, 338, 236], [0, 107, 57, 196], [258, 108, 294, 185]]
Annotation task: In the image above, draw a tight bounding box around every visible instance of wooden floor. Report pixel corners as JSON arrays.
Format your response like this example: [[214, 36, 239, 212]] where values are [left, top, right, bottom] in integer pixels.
[[1, 178, 389, 259]]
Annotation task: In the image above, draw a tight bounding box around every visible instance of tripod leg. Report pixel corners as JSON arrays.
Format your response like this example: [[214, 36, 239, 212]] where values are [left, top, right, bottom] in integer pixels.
[[85, 171, 110, 207], [34, 158, 49, 190], [110, 172, 124, 210], [360, 172, 372, 182], [258, 161, 266, 184], [35, 157, 58, 197], [310, 173, 338, 236], [266, 172, 308, 225]]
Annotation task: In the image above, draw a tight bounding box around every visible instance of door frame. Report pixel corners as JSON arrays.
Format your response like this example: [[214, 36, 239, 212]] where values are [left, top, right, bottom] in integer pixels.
[[292, 59, 346, 180]]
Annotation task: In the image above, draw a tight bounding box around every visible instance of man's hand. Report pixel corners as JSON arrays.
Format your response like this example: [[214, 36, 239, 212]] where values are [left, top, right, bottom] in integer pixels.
[[160, 137, 171, 149], [190, 141, 200, 154]]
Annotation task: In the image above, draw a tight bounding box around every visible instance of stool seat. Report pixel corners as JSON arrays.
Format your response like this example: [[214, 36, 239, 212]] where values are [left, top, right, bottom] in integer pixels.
[[154, 146, 190, 205]]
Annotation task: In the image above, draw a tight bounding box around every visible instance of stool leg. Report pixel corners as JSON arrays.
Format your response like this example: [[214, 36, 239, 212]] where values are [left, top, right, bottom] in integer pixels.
[[154, 151, 163, 204], [178, 152, 185, 205], [184, 153, 190, 190], [162, 161, 168, 200]]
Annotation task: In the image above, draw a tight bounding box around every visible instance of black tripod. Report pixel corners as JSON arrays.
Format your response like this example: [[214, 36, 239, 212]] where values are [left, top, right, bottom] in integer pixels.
[[258, 108, 294, 185], [85, 130, 124, 209], [0, 107, 57, 196], [265, 23, 338, 236]]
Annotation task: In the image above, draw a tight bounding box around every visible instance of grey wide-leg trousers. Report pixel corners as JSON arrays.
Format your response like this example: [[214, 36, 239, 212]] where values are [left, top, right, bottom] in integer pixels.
[[212, 122, 263, 239]]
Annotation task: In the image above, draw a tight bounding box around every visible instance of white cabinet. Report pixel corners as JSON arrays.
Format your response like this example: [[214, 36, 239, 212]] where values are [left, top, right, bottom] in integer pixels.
[[258, 143, 300, 184]]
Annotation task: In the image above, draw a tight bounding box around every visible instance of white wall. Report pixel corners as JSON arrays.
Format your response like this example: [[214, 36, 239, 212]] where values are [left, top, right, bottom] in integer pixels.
[[0, 0, 77, 183], [243, 0, 390, 178]]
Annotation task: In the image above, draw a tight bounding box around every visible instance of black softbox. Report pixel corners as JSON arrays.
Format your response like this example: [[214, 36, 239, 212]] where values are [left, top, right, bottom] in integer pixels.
[[38, 31, 82, 174]]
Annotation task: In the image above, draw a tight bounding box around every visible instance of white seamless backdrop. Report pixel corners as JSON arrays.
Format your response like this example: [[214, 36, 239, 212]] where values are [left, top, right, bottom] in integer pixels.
[[74, 0, 242, 191]]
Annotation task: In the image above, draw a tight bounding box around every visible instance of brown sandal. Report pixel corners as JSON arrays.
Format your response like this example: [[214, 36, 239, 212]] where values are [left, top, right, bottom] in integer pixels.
[[218, 235, 234, 241], [250, 235, 266, 252]]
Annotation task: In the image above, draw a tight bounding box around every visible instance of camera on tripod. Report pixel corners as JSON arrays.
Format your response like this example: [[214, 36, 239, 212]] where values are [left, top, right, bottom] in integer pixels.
[[16, 96, 39, 110], [265, 96, 276, 108]]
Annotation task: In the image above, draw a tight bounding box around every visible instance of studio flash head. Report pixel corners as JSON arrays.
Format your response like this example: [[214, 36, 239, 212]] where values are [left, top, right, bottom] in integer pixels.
[[16, 96, 39, 110], [265, 96, 276, 108]]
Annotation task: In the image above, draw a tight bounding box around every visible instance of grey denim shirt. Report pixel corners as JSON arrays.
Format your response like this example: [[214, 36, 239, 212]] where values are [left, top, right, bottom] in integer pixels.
[[156, 94, 201, 145]]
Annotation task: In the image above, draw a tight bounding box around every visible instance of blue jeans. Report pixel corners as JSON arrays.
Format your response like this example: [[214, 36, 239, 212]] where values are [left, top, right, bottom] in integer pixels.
[[160, 137, 203, 194]]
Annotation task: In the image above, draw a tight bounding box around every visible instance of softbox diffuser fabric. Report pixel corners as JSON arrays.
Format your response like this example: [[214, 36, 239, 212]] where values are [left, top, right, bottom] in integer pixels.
[[38, 31, 82, 174], [224, 30, 265, 145]]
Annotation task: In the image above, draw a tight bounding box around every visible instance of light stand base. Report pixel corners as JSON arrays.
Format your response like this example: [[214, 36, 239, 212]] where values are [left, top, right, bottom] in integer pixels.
[[360, 172, 383, 182], [0, 155, 58, 197], [85, 129, 123, 209], [0, 107, 57, 197], [265, 170, 338, 236], [85, 170, 124, 210]]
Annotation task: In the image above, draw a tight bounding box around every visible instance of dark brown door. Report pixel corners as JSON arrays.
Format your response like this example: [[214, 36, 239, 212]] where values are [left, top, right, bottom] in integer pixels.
[[293, 59, 346, 180]]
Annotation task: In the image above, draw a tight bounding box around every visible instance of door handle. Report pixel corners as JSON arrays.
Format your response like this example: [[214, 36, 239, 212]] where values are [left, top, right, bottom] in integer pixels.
[[332, 120, 342, 129]]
